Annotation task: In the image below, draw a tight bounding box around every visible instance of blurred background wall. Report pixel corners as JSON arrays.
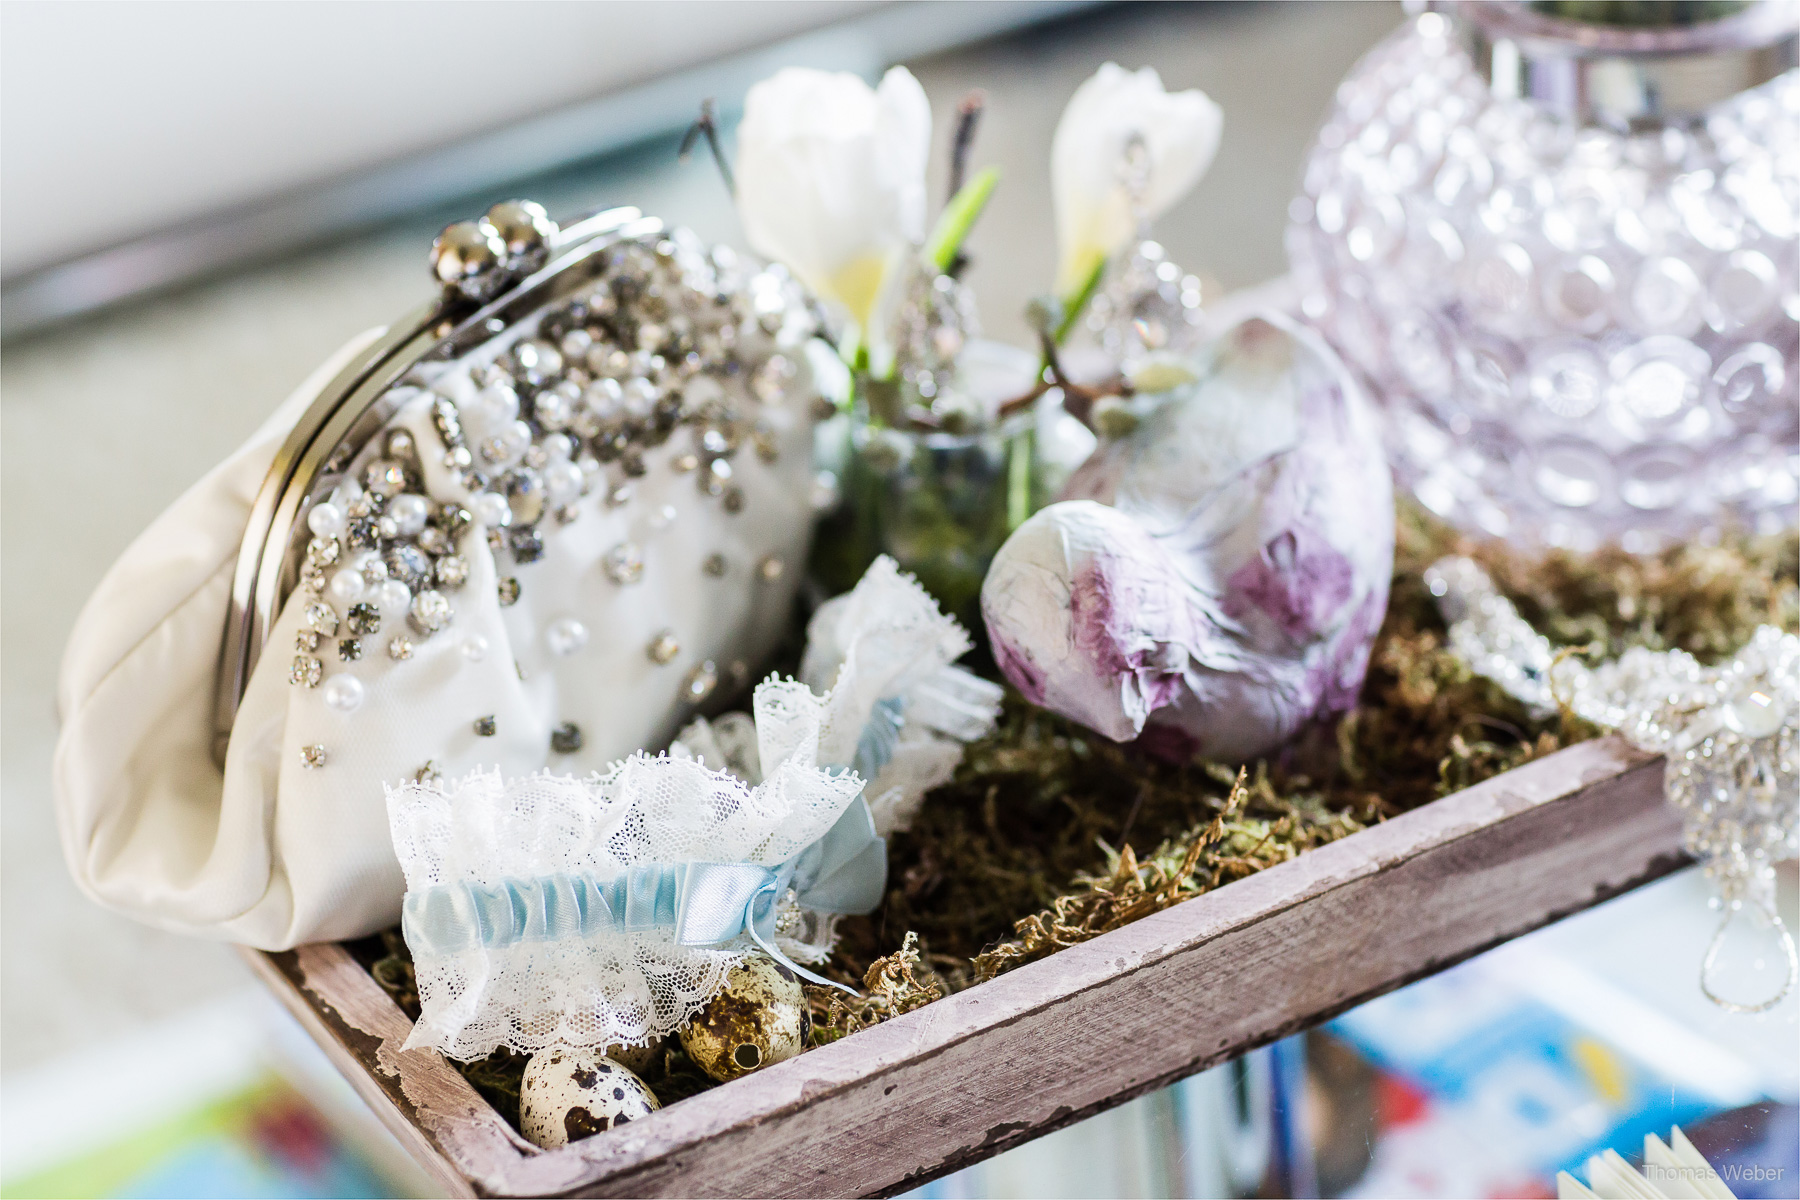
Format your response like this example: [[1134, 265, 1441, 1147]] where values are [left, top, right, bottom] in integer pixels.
[[2, 2, 884, 276], [1, 1, 875, 277], [1, 0, 1085, 332]]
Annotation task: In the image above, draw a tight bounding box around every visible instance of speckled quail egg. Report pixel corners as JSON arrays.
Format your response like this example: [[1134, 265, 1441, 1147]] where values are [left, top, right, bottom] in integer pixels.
[[678, 954, 811, 1082], [600, 1036, 666, 1077], [519, 1045, 660, 1149]]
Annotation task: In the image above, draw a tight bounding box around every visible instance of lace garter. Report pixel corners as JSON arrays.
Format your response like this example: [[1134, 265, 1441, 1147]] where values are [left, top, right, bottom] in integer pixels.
[[388, 557, 1001, 1058]]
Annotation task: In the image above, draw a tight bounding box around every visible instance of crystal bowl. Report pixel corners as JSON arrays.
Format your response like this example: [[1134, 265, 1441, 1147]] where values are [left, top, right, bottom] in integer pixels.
[[1288, 2, 1799, 549]]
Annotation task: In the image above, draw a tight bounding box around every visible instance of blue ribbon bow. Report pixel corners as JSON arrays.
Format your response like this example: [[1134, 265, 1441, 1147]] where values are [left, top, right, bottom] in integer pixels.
[[402, 696, 908, 992]]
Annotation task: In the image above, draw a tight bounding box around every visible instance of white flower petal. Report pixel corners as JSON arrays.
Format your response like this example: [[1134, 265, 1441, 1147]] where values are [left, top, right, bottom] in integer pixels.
[[1051, 63, 1222, 296], [874, 66, 932, 246], [735, 66, 932, 343]]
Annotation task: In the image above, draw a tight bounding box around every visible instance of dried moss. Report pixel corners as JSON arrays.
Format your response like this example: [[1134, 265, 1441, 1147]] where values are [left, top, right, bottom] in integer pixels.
[[359, 504, 1797, 1116], [968, 768, 1361, 979], [1326, 506, 1598, 813], [1468, 534, 1797, 665], [806, 931, 947, 1044], [458, 1048, 530, 1130], [831, 712, 1384, 994], [637, 1041, 728, 1105], [835, 506, 1795, 989], [366, 929, 418, 1021]]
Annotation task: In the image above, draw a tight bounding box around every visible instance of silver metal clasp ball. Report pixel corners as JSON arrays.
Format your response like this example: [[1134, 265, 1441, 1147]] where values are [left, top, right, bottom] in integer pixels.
[[484, 200, 558, 276], [430, 220, 509, 302], [428, 200, 561, 303]]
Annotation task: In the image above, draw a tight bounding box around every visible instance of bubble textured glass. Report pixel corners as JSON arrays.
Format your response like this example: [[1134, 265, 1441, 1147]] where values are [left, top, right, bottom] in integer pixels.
[[1289, 9, 1800, 549]]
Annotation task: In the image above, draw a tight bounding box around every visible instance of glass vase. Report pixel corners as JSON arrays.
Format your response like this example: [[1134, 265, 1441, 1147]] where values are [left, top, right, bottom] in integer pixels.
[[809, 340, 1093, 630], [1288, 0, 1799, 549]]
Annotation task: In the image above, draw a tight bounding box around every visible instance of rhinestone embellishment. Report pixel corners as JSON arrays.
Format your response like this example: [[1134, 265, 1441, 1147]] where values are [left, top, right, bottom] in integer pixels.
[[303, 603, 340, 638], [435, 555, 469, 589], [409, 590, 454, 636], [682, 660, 719, 704], [346, 602, 381, 635], [647, 631, 680, 664], [603, 541, 644, 585], [290, 655, 323, 688], [307, 536, 341, 567], [284, 219, 822, 750]]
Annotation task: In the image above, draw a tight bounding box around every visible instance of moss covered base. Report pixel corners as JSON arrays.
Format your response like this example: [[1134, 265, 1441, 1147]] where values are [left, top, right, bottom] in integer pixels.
[[362, 506, 1797, 1125]]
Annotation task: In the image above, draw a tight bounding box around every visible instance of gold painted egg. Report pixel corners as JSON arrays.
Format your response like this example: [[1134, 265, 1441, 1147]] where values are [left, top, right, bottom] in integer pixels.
[[678, 955, 811, 1082], [519, 1045, 660, 1149]]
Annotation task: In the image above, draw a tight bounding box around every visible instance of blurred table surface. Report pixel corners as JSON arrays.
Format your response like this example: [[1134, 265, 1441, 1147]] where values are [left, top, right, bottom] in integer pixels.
[[0, 0, 1405, 1075]]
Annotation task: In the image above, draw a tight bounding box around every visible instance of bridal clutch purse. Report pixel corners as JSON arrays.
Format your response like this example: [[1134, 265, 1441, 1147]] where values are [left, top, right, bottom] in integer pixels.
[[54, 203, 838, 949]]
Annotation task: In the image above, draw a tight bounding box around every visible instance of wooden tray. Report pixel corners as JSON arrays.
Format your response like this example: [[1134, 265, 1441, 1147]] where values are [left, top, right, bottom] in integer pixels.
[[243, 735, 1685, 1198]]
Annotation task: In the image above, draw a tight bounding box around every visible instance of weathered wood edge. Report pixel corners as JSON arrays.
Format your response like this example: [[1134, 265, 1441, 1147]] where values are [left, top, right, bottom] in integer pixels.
[[253, 736, 1684, 1198], [239, 941, 530, 1198]]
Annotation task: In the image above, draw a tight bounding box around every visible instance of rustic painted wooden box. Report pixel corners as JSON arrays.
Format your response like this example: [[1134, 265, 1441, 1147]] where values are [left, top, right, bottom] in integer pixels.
[[246, 736, 1684, 1198]]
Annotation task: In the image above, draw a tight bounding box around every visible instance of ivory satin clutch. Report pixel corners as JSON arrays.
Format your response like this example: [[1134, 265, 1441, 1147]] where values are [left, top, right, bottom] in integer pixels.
[[54, 202, 835, 949]]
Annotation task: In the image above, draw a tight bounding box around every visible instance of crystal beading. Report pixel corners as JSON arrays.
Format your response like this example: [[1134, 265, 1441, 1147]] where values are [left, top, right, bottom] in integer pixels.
[[284, 223, 818, 741], [1427, 555, 1798, 1012]]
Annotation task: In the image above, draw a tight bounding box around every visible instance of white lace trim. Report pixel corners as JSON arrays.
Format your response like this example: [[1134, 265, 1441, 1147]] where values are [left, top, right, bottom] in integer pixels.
[[800, 557, 1002, 835], [800, 556, 985, 769], [408, 935, 750, 1059], [679, 556, 1003, 834]]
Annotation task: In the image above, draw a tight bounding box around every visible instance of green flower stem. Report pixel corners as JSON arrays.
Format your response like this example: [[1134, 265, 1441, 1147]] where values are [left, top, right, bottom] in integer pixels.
[[860, 373, 904, 427], [840, 332, 869, 374], [925, 167, 1001, 273], [1054, 254, 1107, 345], [1006, 426, 1035, 532]]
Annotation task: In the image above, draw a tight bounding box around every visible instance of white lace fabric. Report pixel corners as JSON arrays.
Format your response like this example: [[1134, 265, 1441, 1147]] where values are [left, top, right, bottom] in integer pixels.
[[800, 556, 1004, 834], [679, 557, 1004, 834], [391, 556, 1001, 1059]]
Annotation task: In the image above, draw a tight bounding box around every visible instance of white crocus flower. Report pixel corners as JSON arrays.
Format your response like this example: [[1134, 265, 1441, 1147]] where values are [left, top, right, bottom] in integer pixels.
[[1051, 64, 1222, 298], [735, 66, 931, 367]]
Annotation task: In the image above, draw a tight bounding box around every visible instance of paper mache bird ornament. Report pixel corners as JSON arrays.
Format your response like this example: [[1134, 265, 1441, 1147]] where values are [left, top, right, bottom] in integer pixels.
[[981, 313, 1394, 762]]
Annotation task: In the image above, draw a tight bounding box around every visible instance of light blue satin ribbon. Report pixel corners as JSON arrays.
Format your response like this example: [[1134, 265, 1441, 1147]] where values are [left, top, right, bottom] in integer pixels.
[[851, 695, 906, 784], [403, 700, 909, 991], [404, 796, 891, 994]]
